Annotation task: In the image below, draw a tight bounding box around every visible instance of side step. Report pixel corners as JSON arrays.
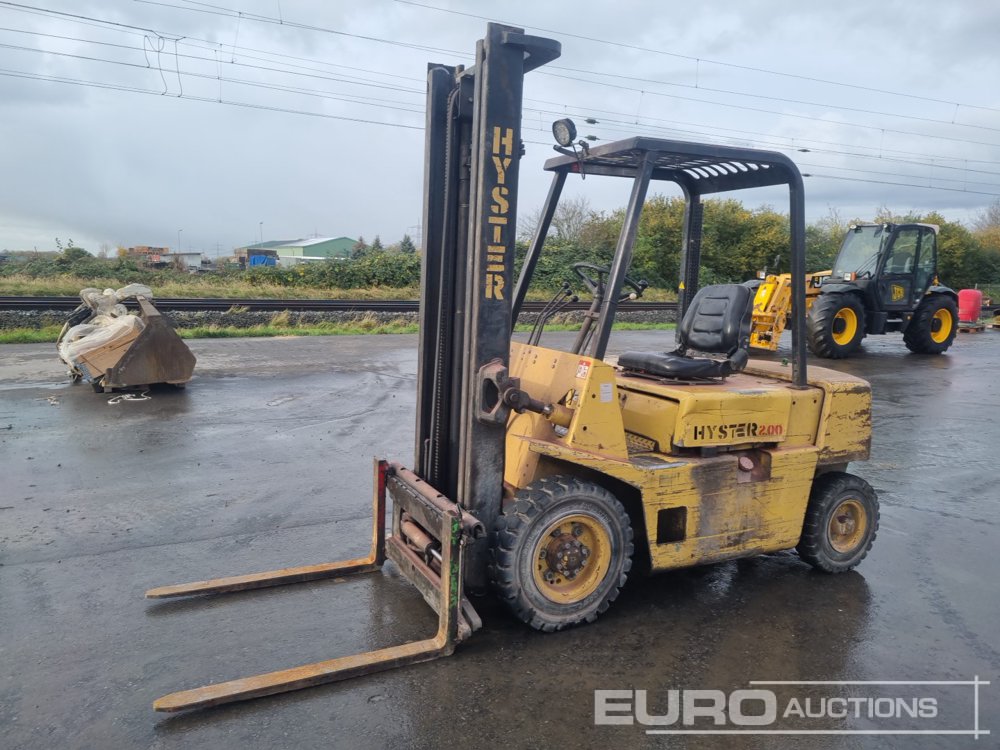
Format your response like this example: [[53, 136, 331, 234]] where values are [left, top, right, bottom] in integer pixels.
[[146, 459, 483, 712]]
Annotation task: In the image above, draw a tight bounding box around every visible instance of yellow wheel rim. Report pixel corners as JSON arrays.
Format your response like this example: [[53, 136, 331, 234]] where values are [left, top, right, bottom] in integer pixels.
[[532, 513, 611, 604], [828, 499, 868, 554], [832, 307, 858, 346], [931, 308, 953, 344]]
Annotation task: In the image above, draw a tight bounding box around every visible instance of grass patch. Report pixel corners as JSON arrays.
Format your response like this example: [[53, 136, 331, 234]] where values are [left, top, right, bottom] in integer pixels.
[[0, 324, 64, 344], [179, 318, 420, 339], [0, 272, 677, 302], [0, 320, 674, 344], [0, 273, 425, 300]]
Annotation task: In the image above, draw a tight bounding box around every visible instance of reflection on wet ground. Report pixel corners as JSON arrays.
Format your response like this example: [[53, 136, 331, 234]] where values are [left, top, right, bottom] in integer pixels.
[[1, 331, 997, 749]]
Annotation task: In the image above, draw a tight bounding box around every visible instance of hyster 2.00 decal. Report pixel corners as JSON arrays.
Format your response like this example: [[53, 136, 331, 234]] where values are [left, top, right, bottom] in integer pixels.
[[688, 422, 784, 442]]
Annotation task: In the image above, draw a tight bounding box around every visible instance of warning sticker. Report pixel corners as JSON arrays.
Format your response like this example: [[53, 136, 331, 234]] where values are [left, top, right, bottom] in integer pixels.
[[599, 382, 613, 402], [576, 359, 591, 379]]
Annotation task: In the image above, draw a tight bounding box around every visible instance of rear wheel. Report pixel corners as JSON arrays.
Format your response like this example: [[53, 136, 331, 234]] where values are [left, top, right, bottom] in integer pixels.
[[807, 293, 866, 358], [490, 477, 633, 632], [797, 472, 879, 573], [903, 294, 958, 354]]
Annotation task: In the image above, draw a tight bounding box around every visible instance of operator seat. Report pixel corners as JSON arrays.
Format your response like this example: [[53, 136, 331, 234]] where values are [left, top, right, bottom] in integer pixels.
[[618, 284, 754, 379], [888, 251, 913, 274]]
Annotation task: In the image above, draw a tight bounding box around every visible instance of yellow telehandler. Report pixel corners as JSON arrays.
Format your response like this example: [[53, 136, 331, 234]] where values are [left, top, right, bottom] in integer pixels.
[[748, 222, 959, 357], [145, 23, 878, 712]]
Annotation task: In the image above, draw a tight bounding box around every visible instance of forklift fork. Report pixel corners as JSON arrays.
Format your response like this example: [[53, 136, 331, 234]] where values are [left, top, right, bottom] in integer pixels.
[[146, 459, 483, 712]]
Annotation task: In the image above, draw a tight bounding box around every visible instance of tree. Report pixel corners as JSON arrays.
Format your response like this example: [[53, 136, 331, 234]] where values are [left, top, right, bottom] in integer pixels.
[[972, 199, 1000, 234], [872, 204, 921, 224], [370, 235, 384, 254], [517, 195, 593, 246], [350, 235, 368, 259], [61, 247, 90, 262], [972, 199, 1000, 254], [399, 234, 416, 254], [631, 195, 685, 288], [805, 207, 848, 271], [550, 195, 591, 245]]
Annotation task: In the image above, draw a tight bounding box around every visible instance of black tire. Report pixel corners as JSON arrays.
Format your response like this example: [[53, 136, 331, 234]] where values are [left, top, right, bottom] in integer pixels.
[[807, 293, 866, 358], [903, 294, 958, 354], [797, 472, 879, 573], [490, 476, 633, 632]]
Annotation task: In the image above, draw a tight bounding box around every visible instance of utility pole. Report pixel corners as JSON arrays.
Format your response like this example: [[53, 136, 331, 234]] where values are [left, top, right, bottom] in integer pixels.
[[259, 221, 263, 245], [177, 228, 182, 252]]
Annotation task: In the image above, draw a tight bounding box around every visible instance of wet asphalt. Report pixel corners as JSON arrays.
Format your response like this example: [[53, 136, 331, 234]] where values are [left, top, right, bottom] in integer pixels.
[[1, 329, 997, 749]]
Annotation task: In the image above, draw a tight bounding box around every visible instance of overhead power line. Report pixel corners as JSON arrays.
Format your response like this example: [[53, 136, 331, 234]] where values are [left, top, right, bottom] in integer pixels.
[[2, 4, 998, 200], [543, 71, 1000, 150], [0, 40, 426, 112], [6, 19, 995, 171], [117, 0, 1000, 148], [0, 66, 424, 129], [5, 65, 999, 198], [130, 0, 466, 56], [545, 65, 1000, 135], [9, 23, 996, 182], [394, 0, 1000, 115], [4, 1, 998, 154], [803, 173, 1000, 197]]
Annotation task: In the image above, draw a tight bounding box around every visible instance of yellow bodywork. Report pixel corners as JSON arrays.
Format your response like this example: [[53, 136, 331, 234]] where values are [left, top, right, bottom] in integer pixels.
[[750, 271, 831, 350], [504, 342, 871, 572]]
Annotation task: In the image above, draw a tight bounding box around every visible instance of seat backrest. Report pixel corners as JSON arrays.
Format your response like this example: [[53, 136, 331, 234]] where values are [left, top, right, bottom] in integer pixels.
[[888, 251, 912, 274], [677, 284, 753, 356]]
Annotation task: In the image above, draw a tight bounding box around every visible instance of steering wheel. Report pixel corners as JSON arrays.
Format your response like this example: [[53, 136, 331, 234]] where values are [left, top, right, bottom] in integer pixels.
[[571, 262, 647, 300]]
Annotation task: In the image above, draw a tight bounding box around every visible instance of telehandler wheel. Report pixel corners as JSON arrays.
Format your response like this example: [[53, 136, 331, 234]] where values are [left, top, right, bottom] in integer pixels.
[[490, 477, 633, 632], [797, 472, 879, 573], [807, 293, 866, 358], [903, 294, 958, 354]]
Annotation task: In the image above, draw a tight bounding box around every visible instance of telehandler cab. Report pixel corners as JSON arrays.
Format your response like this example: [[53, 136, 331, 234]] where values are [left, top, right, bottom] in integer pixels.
[[146, 23, 878, 712]]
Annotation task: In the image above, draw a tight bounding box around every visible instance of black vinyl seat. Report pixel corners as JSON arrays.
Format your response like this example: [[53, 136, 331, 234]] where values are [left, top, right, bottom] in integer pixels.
[[618, 284, 754, 379]]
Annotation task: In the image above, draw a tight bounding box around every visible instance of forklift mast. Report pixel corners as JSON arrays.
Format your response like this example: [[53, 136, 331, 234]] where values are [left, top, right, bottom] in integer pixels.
[[414, 24, 560, 591]]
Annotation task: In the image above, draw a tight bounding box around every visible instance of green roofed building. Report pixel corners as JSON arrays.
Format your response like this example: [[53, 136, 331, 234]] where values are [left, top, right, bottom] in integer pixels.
[[275, 237, 356, 265], [237, 237, 358, 267]]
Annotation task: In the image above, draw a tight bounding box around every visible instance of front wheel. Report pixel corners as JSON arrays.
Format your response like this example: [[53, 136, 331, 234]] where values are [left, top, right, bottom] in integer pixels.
[[807, 293, 866, 358], [490, 477, 633, 632], [797, 472, 879, 573], [904, 294, 958, 354]]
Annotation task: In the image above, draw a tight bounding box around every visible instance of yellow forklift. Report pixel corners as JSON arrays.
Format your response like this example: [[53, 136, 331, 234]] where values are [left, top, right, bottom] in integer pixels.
[[146, 23, 878, 711]]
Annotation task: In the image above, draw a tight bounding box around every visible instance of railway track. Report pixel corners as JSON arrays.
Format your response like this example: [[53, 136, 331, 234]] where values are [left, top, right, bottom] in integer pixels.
[[0, 296, 680, 313]]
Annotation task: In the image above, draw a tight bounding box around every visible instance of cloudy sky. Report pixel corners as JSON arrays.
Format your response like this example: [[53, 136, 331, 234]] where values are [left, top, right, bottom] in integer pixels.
[[1, 0, 998, 256]]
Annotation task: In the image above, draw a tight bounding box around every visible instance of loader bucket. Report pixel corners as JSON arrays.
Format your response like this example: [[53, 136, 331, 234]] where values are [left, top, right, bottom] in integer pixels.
[[60, 295, 196, 391], [145, 459, 484, 712], [103, 297, 196, 389]]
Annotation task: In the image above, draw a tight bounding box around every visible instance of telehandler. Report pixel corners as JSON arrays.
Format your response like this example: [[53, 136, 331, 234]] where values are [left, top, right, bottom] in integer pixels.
[[807, 222, 958, 357], [145, 23, 878, 712], [748, 222, 959, 358]]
